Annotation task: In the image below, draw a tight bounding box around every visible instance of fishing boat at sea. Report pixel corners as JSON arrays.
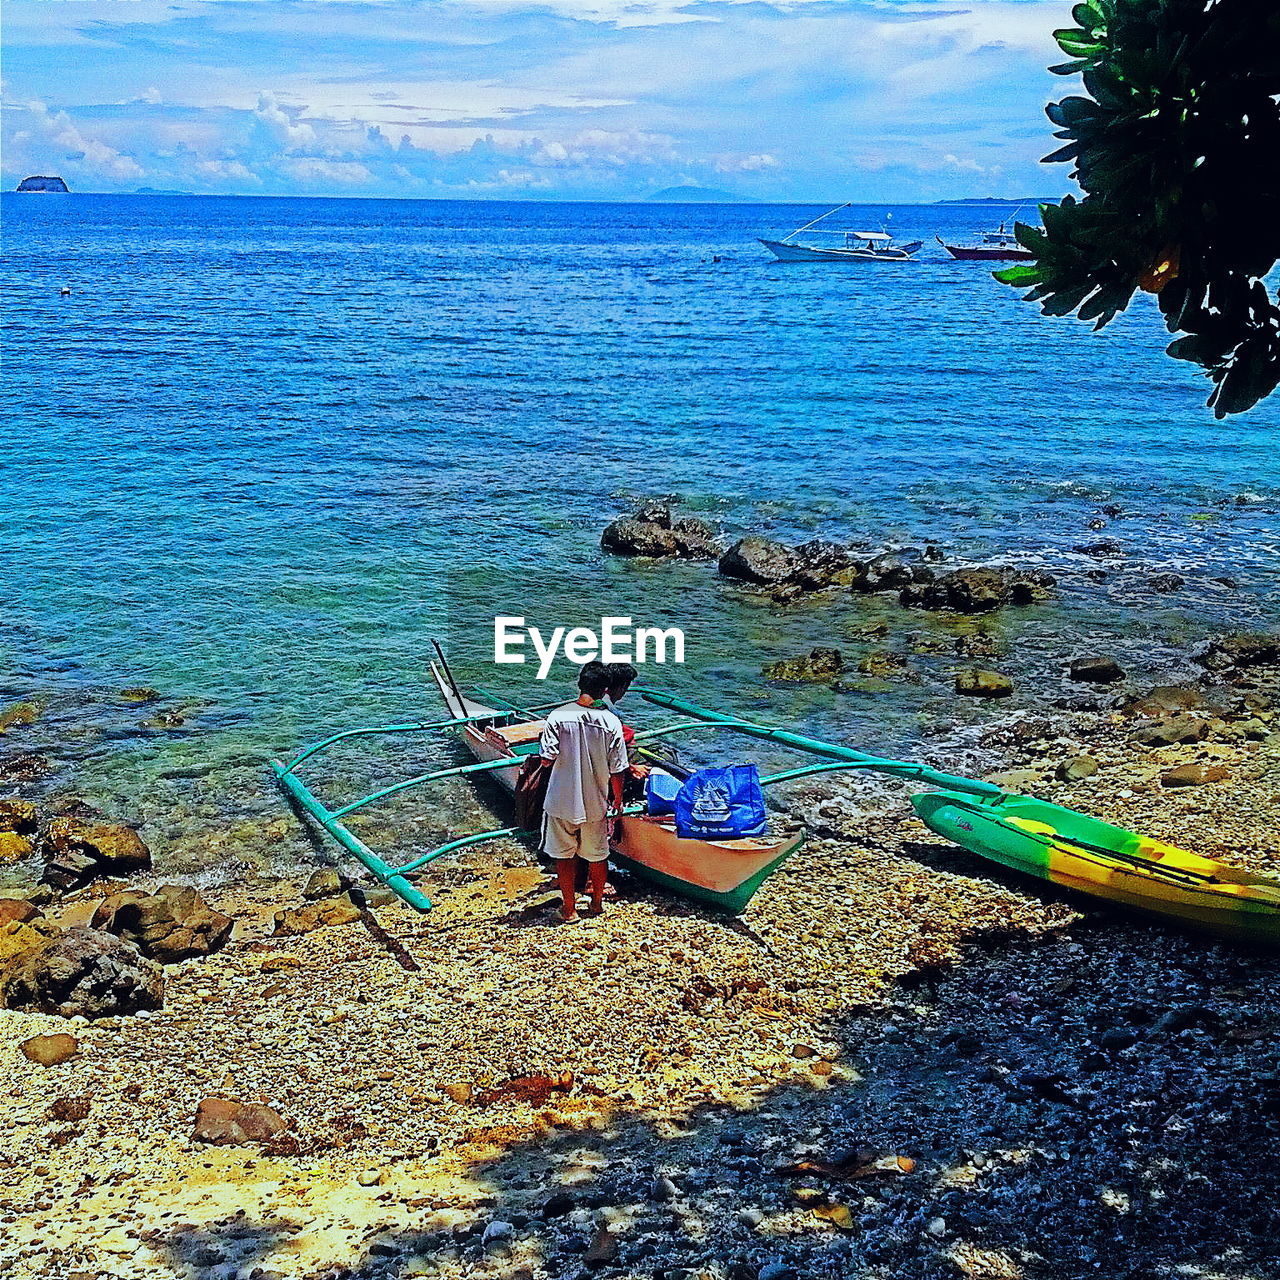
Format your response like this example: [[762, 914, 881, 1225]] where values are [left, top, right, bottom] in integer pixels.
[[271, 656, 1280, 942], [760, 203, 922, 262], [936, 221, 1033, 261]]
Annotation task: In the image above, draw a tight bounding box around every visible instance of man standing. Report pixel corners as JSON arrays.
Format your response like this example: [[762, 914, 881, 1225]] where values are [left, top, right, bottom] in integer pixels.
[[539, 660, 629, 921]]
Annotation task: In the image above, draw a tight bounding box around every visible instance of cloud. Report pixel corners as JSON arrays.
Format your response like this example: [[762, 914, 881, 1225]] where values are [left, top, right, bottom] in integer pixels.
[[0, 0, 1075, 199], [18, 99, 144, 181]]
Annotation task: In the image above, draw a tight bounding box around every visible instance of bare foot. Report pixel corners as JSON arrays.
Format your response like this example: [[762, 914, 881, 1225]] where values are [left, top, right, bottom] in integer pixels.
[[560, 906, 580, 924], [584, 900, 604, 916]]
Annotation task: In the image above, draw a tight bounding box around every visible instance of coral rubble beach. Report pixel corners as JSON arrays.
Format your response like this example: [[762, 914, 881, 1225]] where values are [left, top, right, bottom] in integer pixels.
[[2, 640, 1279, 1280]]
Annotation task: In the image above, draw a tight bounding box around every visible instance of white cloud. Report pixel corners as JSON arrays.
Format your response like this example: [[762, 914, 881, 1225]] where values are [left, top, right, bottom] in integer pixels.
[[21, 99, 144, 180]]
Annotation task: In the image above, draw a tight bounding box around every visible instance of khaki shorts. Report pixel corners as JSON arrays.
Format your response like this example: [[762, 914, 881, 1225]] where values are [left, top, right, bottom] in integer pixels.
[[542, 815, 610, 863]]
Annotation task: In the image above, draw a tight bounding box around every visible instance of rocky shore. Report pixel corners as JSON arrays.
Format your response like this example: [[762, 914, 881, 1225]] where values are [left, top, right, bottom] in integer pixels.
[[2, 606, 1279, 1278]]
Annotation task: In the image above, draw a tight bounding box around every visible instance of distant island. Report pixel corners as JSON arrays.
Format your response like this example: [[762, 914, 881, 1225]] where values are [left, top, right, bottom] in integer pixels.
[[15, 175, 70, 193], [646, 185, 750, 204], [136, 187, 196, 196], [936, 196, 1061, 205]]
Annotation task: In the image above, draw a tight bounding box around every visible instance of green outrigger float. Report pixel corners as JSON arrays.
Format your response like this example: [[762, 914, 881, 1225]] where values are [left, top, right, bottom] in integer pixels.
[[272, 657, 1280, 942]]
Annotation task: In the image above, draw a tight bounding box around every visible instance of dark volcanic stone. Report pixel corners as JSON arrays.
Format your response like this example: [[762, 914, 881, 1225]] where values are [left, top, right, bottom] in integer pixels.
[[719, 536, 800, 585], [1069, 655, 1126, 684]]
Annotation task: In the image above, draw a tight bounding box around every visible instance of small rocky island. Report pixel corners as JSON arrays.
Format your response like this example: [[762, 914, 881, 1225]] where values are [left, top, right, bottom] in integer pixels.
[[15, 175, 70, 193]]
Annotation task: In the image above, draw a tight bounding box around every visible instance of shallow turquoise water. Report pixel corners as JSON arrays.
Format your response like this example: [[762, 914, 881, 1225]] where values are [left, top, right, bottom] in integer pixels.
[[2, 194, 1277, 866]]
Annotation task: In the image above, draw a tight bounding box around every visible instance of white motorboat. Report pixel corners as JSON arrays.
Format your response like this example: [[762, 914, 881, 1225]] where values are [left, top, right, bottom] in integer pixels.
[[760, 203, 922, 262]]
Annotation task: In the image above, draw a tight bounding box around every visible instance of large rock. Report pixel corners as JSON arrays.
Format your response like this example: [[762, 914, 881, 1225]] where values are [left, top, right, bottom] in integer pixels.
[[1130, 715, 1211, 748], [91, 884, 233, 963], [600, 504, 717, 559], [791, 540, 861, 590], [1161, 763, 1229, 787], [273, 894, 362, 936], [20, 1032, 79, 1067], [955, 669, 1014, 698], [0, 832, 36, 865], [1126, 685, 1209, 718], [193, 1097, 289, 1145], [0, 899, 42, 926], [40, 817, 151, 892], [0, 918, 57, 966], [1069, 655, 1126, 684], [718, 537, 800, 585], [763, 648, 844, 682], [901, 567, 1054, 613], [1194, 632, 1280, 672], [2, 927, 163, 1018], [0, 798, 38, 833]]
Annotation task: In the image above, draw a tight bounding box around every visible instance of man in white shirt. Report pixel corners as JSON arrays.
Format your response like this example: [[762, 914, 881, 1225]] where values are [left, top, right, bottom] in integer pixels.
[[539, 661, 629, 922]]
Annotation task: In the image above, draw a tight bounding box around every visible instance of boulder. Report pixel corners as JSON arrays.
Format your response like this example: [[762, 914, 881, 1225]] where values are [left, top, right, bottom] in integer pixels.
[[193, 1097, 289, 1145], [1147, 572, 1185, 593], [273, 894, 362, 936], [1194, 632, 1280, 671], [0, 753, 51, 782], [1057, 755, 1099, 782], [900, 567, 1054, 613], [0, 798, 37, 833], [763, 648, 844, 683], [1069, 656, 1126, 684], [1073, 539, 1123, 557], [0, 918, 57, 966], [955, 669, 1013, 698], [20, 1032, 79, 1067], [1130, 715, 1210, 748], [2, 927, 163, 1018], [1126, 685, 1209, 718], [302, 868, 348, 900], [600, 504, 717, 559], [792, 540, 860, 590], [0, 899, 42, 926], [0, 702, 42, 732], [0, 832, 36, 865], [851, 554, 922, 594], [40, 817, 151, 892], [1161, 763, 1229, 788], [91, 884, 233, 963], [718, 537, 800, 585]]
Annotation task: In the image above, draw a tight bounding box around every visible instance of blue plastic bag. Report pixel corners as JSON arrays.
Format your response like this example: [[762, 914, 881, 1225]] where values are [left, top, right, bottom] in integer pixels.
[[674, 764, 767, 840], [645, 769, 683, 816]]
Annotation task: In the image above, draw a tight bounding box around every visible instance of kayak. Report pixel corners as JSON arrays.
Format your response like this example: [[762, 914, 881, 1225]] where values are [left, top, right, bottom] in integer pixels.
[[912, 790, 1280, 945]]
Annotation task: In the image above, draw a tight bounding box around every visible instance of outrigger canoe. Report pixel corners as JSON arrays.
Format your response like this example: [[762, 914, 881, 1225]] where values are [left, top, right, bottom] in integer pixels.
[[271, 655, 1280, 942], [428, 663, 803, 913]]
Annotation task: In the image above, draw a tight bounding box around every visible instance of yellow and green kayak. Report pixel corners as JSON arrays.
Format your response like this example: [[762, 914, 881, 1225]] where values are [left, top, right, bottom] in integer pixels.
[[911, 790, 1280, 945]]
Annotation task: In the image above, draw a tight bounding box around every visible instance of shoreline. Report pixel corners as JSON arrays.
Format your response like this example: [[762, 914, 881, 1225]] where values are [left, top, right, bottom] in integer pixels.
[[2, 638, 1277, 1279]]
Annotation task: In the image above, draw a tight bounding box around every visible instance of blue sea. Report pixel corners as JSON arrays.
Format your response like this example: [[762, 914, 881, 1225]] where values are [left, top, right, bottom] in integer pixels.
[[2, 195, 1277, 878]]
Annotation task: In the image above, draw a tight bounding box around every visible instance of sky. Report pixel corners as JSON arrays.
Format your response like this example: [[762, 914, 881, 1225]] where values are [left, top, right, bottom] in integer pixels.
[[1, 0, 1077, 201]]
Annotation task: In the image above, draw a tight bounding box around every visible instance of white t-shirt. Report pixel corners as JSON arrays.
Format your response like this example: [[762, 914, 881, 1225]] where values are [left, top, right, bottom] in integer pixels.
[[539, 701, 628, 824]]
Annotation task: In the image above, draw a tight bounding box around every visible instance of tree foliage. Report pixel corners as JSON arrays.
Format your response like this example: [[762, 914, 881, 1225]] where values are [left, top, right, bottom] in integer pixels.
[[999, 0, 1280, 416]]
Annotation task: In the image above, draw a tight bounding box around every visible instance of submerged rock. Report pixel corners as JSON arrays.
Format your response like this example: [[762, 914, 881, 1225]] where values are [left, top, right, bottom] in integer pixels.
[[40, 817, 151, 892], [1147, 572, 1185, 593], [763, 648, 844, 683], [792, 540, 861, 590], [2, 927, 164, 1018], [91, 884, 233, 963], [900, 567, 1055, 613], [1126, 685, 1209, 718], [955, 669, 1014, 698], [1069, 656, 1126, 684], [0, 702, 42, 732], [1194, 632, 1280, 671]]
